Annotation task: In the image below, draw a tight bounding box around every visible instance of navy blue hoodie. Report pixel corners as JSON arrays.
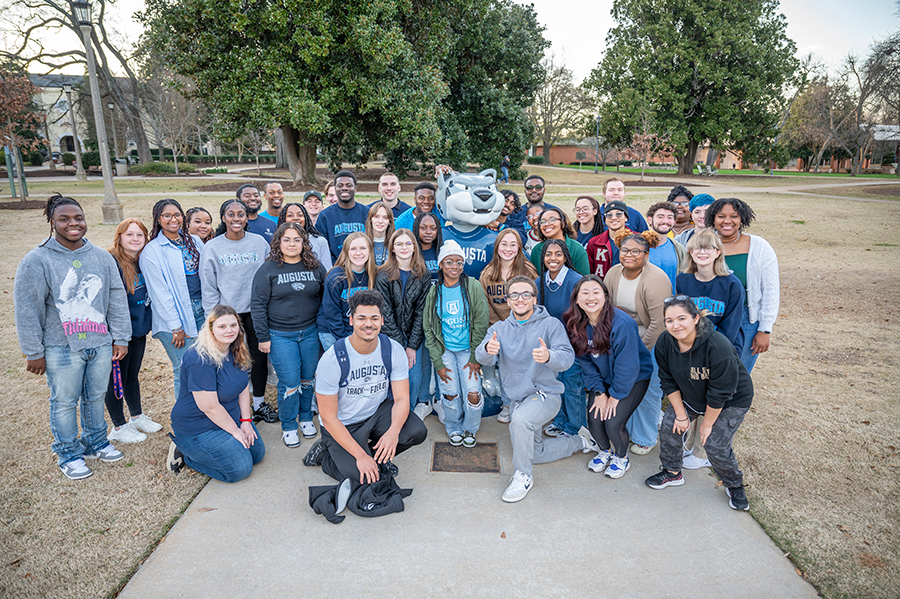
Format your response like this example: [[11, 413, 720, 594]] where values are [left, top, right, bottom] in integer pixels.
[[676, 273, 745, 352], [576, 308, 652, 399]]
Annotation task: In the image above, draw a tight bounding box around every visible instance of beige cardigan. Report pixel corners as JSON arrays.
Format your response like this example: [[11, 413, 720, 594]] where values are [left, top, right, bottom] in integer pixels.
[[604, 261, 672, 350]]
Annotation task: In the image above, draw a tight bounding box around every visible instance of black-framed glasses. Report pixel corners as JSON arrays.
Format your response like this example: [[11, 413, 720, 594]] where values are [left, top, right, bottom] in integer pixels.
[[663, 294, 690, 304], [619, 248, 647, 256], [507, 291, 535, 300]]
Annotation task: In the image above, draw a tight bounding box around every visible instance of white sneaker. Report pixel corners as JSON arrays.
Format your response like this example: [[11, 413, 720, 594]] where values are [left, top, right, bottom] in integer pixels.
[[577, 426, 599, 453], [84, 444, 124, 462], [588, 449, 613, 473], [282, 430, 301, 448], [413, 402, 432, 422], [605, 454, 631, 479], [432, 399, 445, 424], [108, 422, 147, 444], [497, 404, 510, 423], [502, 470, 534, 503], [299, 421, 317, 439], [60, 458, 93, 480], [130, 414, 163, 433], [682, 454, 712, 469]]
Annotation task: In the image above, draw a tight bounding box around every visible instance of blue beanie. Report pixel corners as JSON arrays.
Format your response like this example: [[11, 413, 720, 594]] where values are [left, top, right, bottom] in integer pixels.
[[689, 194, 715, 212]]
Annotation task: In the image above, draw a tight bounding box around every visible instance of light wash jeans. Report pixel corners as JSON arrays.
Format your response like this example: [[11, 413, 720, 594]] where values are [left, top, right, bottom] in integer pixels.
[[268, 326, 319, 431], [626, 348, 661, 447], [509, 392, 583, 476], [318, 332, 337, 352], [154, 297, 205, 399], [45, 344, 113, 466], [739, 305, 761, 374], [438, 349, 483, 436], [172, 422, 265, 483], [552, 363, 586, 435]]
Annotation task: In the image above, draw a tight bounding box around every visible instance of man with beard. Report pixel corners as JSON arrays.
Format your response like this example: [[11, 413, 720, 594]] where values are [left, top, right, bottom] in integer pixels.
[[505, 175, 556, 236], [646, 201, 686, 290]]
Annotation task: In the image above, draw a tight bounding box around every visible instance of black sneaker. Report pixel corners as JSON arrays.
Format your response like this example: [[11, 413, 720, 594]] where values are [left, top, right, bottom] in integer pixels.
[[726, 486, 749, 511], [303, 439, 327, 467], [379, 460, 399, 478], [253, 402, 278, 423], [645, 467, 684, 489], [166, 434, 184, 474]]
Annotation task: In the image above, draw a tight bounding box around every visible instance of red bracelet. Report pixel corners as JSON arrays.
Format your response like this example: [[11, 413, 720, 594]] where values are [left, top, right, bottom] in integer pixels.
[[239, 418, 252, 423]]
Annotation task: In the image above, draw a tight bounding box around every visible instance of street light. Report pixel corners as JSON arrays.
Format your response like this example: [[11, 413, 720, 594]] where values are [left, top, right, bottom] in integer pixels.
[[107, 101, 118, 160], [62, 83, 87, 182], [594, 115, 601, 174], [74, 0, 123, 224]]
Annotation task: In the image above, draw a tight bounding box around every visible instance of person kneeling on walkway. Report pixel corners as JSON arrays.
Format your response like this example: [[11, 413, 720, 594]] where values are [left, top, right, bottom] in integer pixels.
[[167, 304, 265, 482], [312, 289, 427, 495], [476, 276, 598, 503]]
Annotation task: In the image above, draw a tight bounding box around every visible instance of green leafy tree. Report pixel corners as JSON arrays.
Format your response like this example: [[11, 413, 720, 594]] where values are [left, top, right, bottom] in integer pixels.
[[585, 0, 798, 175]]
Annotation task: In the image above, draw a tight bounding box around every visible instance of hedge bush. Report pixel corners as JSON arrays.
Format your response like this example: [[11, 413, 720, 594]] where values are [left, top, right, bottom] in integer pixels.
[[28, 151, 44, 166], [62, 153, 75, 166], [131, 161, 197, 174], [81, 151, 102, 168], [526, 156, 544, 164], [203, 166, 228, 174]]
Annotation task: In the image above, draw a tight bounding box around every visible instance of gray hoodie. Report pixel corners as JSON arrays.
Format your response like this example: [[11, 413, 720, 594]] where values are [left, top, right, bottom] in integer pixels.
[[14, 238, 131, 360], [475, 305, 574, 402]]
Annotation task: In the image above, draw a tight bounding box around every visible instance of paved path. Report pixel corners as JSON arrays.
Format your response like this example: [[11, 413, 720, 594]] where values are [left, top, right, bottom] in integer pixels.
[[120, 417, 819, 598]]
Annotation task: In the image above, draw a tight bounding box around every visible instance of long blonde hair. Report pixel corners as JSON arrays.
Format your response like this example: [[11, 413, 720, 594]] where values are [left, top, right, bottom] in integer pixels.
[[108, 219, 149, 294], [193, 304, 251, 370], [685, 229, 730, 277], [331, 231, 376, 288]]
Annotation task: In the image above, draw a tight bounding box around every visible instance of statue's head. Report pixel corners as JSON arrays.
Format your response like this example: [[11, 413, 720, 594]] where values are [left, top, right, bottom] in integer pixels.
[[436, 169, 504, 227]]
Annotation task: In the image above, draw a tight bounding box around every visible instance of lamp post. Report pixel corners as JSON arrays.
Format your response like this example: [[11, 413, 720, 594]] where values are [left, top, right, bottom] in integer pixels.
[[62, 83, 87, 182], [107, 101, 118, 161], [73, 0, 122, 224], [594, 115, 600, 174]]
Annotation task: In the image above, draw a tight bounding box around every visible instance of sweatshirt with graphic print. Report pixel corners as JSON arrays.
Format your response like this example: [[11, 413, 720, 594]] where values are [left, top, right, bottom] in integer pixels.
[[14, 237, 131, 360], [199, 232, 270, 315]]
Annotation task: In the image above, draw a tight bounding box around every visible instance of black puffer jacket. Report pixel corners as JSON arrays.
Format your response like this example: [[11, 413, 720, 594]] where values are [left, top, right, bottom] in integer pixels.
[[375, 270, 432, 350]]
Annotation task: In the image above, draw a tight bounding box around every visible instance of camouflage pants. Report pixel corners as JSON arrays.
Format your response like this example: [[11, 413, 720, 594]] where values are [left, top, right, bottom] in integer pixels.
[[659, 404, 749, 488]]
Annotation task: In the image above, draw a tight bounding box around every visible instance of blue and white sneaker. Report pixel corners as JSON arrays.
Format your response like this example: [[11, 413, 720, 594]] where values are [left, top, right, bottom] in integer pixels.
[[60, 458, 93, 480], [84, 444, 124, 463], [605, 454, 630, 479], [588, 449, 613, 473]]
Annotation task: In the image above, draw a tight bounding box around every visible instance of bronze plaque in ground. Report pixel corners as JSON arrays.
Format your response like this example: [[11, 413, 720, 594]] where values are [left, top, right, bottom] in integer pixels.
[[431, 442, 500, 473]]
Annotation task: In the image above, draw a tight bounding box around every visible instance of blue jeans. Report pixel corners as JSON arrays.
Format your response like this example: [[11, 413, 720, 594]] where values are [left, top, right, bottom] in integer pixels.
[[552, 363, 586, 435], [268, 326, 319, 431], [172, 423, 265, 483], [154, 298, 205, 399], [500, 166, 509, 183], [318, 332, 337, 352], [626, 348, 662, 447], [45, 344, 113, 466], [438, 349, 483, 435], [415, 344, 436, 405], [739, 306, 761, 374]]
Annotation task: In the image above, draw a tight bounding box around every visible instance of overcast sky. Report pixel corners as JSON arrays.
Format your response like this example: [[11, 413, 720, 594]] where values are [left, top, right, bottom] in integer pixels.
[[14, 0, 900, 81]]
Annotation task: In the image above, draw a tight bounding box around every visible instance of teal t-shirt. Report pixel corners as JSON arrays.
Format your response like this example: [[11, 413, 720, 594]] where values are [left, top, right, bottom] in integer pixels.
[[439, 283, 469, 352]]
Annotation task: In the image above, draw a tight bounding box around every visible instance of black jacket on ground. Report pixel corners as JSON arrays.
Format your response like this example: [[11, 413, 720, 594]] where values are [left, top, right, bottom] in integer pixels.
[[655, 319, 753, 413], [375, 270, 431, 351]]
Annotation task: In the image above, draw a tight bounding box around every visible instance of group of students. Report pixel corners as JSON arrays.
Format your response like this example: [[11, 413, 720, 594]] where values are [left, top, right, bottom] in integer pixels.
[[14, 170, 778, 513]]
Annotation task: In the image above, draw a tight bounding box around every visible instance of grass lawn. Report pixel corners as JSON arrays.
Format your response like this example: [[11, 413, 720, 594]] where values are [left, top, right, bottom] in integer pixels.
[[1, 178, 899, 598]]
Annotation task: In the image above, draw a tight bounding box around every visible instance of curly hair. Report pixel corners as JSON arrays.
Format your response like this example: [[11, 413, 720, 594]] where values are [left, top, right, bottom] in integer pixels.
[[663, 295, 713, 338], [706, 198, 756, 232], [563, 275, 615, 356], [666, 185, 694, 203], [614, 228, 661, 251], [267, 222, 320, 270], [646, 201, 678, 219], [501, 189, 522, 213], [277, 202, 323, 238], [149, 199, 200, 262], [537, 207, 575, 241]]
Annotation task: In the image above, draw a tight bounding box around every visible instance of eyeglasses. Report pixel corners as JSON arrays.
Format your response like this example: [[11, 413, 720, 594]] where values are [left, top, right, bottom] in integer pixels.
[[497, 242, 519, 250], [672, 200, 689, 206], [539, 217, 560, 226], [525, 184, 544, 191], [605, 211, 625, 219], [393, 241, 414, 248], [443, 260, 465, 267], [664, 294, 690, 304], [160, 213, 183, 221], [574, 207, 593, 214], [507, 291, 535, 300], [690, 247, 717, 254], [619, 248, 647, 256]]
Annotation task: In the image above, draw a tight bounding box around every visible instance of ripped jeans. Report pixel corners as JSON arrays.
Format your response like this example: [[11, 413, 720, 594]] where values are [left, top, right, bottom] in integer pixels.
[[437, 349, 483, 436], [268, 326, 319, 431]]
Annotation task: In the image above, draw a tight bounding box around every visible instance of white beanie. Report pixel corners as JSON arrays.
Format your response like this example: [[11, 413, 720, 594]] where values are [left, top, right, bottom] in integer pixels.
[[437, 240, 465, 264]]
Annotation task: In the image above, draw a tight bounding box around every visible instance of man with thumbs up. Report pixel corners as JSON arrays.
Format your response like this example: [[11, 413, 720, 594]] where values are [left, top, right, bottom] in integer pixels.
[[476, 276, 599, 503]]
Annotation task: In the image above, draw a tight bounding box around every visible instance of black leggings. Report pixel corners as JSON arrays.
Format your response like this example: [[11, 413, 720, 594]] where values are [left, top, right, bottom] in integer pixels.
[[587, 379, 650, 457], [239, 312, 269, 398], [105, 335, 147, 427]]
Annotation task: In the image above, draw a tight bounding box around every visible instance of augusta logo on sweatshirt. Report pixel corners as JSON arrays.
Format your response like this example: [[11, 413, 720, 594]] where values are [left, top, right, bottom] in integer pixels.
[[56, 267, 108, 339]]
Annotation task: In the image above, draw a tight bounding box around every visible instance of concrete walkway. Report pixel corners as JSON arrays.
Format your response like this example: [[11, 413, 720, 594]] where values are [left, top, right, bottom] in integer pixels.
[[120, 417, 819, 598]]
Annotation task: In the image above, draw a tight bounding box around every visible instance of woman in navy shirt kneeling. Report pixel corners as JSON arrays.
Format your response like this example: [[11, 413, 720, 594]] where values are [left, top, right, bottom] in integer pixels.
[[167, 304, 265, 482]]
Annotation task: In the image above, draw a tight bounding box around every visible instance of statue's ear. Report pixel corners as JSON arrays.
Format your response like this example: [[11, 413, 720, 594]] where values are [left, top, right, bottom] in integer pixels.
[[437, 169, 448, 189], [479, 168, 497, 183]]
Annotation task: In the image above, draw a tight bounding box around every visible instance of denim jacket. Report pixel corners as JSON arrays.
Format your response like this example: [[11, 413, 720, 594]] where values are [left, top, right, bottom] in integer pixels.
[[139, 233, 204, 337]]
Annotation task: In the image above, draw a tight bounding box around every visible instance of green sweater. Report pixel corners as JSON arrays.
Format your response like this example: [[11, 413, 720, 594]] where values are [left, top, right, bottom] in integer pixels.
[[423, 277, 490, 371], [530, 237, 590, 276]]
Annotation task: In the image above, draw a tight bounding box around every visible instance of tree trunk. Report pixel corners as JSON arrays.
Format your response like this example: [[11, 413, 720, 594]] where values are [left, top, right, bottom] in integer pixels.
[[281, 124, 321, 186], [44, 116, 56, 171], [173, 151, 179, 175], [542, 139, 551, 162], [675, 141, 700, 175], [274, 128, 287, 169], [705, 148, 719, 167]]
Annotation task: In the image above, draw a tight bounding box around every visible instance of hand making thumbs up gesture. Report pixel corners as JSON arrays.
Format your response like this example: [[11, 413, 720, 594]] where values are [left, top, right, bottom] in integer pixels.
[[486, 330, 500, 355], [532, 337, 550, 364]]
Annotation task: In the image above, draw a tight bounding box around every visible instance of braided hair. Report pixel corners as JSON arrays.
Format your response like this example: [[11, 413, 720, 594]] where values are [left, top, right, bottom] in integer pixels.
[[214, 198, 250, 236], [41, 193, 83, 246], [574, 195, 605, 238], [537, 238, 575, 307], [277, 202, 323, 237], [431, 260, 472, 337], [150, 199, 200, 262], [183, 206, 214, 242]]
